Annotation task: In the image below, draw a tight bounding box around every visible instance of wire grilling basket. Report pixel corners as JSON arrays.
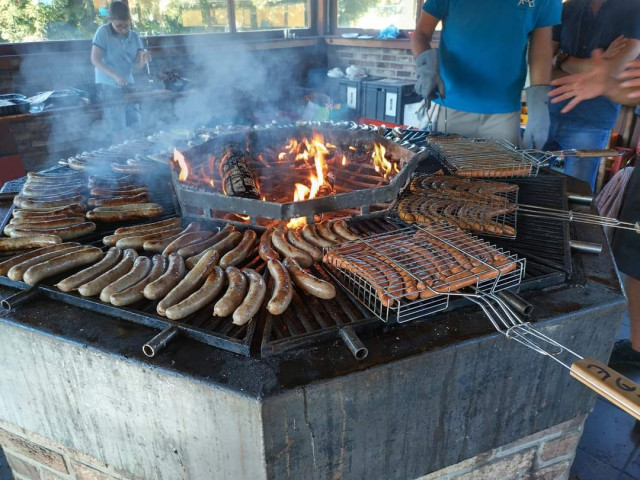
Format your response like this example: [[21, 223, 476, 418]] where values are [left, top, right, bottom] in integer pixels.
[[396, 174, 519, 239], [323, 222, 525, 324], [427, 137, 543, 178]]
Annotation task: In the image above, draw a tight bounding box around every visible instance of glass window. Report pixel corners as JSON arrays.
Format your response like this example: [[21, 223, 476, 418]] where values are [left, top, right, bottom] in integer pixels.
[[0, 0, 308, 43], [235, 0, 308, 31], [129, 0, 230, 36], [337, 0, 416, 30]]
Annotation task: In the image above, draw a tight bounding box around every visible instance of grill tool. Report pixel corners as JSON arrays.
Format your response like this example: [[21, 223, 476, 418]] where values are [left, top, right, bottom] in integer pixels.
[[325, 223, 640, 420], [400, 173, 640, 238], [428, 136, 621, 179]]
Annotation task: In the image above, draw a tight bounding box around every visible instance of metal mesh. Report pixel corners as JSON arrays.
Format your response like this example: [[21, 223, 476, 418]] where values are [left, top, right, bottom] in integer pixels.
[[428, 137, 542, 178], [324, 222, 525, 323], [394, 174, 519, 238]]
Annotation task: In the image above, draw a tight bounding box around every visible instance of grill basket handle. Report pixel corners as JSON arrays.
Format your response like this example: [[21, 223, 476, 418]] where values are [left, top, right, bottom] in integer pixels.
[[573, 149, 621, 158], [570, 357, 640, 420]]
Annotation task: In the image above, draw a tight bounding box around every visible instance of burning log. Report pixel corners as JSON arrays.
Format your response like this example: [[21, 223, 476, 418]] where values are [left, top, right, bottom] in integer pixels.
[[219, 145, 261, 199]]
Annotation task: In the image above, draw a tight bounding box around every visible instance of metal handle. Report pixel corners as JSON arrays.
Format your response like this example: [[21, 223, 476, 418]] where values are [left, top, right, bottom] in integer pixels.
[[570, 240, 603, 255], [570, 357, 640, 420], [567, 194, 593, 206], [143, 326, 179, 357], [339, 326, 368, 360], [573, 149, 621, 158]]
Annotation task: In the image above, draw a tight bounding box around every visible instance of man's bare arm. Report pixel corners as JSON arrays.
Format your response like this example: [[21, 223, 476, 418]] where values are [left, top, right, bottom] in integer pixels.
[[561, 37, 640, 75], [529, 26, 554, 85], [411, 12, 440, 58]]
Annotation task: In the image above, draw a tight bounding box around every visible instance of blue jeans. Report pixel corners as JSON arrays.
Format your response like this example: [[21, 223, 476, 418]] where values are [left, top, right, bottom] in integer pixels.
[[543, 117, 611, 191]]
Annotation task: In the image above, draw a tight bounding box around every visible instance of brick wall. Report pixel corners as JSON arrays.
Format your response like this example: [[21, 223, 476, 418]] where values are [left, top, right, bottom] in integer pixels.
[[416, 416, 585, 480], [1, 416, 584, 480], [327, 46, 417, 81]]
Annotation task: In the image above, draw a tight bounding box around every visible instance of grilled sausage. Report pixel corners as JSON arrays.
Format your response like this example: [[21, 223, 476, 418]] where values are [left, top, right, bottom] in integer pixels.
[[0, 236, 62, 251], [7, 244, 86, 282], [332, 220, 359, 241], [110, 255, 167, 307], [185, 231, 241, 269], [23, 246, 103, 285], [114, 217, 181, 235], [165, 266, 226, 320], [12, 205, 85, 218], [219, 229, 257, 268], [90, 187, 148, 198], [143, 253, 186, 300], [55, 247, 123, 292], [115, 227, 183, 250], [88, 192, 148, 207], [266, 259, 293, 315], [143, 223, 202, 253], [5, 222, 96, 241], [213, 267, 248, 317], [78, 249, 138, 297], [271, 228, 312, 267], [18, 192, 86, 202], [162, 231, 213, 257], [86, 203, 163, 222], [27, 171, 84, 180], [287, 229, 322, 262], [9, 216, 85, 228], [104, 225, 181, 247], [12, 204, 86, 215], [0, 243, 81, 276], [14, 195, 86, 210], [283, 257, 336, 300], [100, 256, 152, 303], [301, 224, 332, 248], [157, 249, 219, 316], [316, 221, 342, 243], [177, 225, 235, 258], [258, 228, 280, 262], [232, 269, 266, 326]]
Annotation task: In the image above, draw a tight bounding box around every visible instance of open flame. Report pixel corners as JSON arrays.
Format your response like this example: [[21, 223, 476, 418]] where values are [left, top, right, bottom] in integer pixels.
[[287, 183, 311, 228], [173, 148, 190, 182], [285, 133, 334, 228], [372, 143, 393, 180]]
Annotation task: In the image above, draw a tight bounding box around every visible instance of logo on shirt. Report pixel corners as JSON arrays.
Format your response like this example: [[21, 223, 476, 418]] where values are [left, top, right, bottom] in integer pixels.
[[517, 0, 535, 7]]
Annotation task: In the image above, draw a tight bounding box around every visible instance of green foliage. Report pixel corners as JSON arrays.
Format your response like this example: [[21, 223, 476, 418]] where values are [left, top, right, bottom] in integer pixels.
[[0, 0, 99, 43]]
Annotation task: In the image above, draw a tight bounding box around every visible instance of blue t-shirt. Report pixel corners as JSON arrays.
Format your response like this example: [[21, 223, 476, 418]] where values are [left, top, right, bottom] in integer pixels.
[[92, 24, 143, 86], [550, 0, 640, 129], [423, 0, 562, 114]]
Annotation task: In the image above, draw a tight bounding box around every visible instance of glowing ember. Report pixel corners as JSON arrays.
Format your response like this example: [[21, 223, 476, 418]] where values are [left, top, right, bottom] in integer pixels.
[[341, 156, 347, 166], [174, 148, 190, 182]]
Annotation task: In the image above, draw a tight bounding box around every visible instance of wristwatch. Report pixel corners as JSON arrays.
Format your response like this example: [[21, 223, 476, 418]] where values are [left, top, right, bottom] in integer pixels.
[[554, 49, 570, 71]]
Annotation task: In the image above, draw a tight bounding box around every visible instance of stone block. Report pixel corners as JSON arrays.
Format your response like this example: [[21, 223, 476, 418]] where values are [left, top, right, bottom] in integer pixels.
[[532, 460, 572, 480], [538, 433, 581, 464], [5, 451, 40, 479], [41, 468, 70, 480], [71, 461, 116, 480], [456, 448, 537, 480], [0, 429, 67, 473]]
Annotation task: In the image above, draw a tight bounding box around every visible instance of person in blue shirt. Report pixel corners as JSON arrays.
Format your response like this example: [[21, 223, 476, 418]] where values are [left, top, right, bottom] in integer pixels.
[[544, 0, 640, 191], [91, 1, 151, 132], [411, 0, 562, 148]]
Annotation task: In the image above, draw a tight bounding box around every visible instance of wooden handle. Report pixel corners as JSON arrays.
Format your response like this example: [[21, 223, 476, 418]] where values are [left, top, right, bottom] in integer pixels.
[[574, 149, 621, 157], [570, 357, 640, 420]]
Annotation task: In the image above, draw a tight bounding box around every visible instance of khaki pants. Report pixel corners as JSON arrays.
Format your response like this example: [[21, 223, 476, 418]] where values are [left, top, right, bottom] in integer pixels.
[[421, 104, 522, 146]]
